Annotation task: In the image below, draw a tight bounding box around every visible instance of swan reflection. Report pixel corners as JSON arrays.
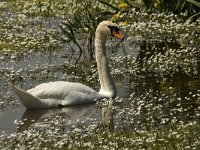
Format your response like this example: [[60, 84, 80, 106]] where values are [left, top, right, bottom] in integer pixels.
[[17, 103, 101, 131]]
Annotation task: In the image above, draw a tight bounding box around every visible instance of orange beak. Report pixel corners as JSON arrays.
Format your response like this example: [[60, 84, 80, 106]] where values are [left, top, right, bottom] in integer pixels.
[[112, 30, 124, 40]]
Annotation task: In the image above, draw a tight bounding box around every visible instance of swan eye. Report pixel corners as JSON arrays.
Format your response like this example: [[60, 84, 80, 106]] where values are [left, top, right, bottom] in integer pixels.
[[108, 26, 119, 32], [108, 26, 124, 39]]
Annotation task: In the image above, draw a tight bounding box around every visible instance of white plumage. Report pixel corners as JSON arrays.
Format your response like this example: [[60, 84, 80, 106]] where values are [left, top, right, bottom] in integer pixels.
[[8, 21, 124, 109]]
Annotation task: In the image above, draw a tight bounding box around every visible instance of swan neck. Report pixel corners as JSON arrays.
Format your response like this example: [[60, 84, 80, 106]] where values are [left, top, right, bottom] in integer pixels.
[[95, 32, 117, 98]]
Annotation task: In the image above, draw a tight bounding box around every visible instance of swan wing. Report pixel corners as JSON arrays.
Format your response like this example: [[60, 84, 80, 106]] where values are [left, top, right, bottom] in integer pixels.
[[8, 82, 60, 109], [61, 90, 105, 106], [27, 81, 100, 98], [27, 81, 105, 106], [9, 81, 105, 109]]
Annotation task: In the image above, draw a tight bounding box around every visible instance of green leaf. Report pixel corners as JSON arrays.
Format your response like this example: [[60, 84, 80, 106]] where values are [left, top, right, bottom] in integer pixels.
[[186, 0, 200, 7]]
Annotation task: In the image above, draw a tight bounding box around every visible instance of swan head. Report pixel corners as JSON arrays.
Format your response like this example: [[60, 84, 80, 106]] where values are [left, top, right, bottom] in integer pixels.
[[96, 21, 124, 40]]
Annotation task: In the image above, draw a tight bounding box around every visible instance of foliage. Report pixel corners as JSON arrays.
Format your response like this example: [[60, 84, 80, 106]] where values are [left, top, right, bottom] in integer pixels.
[[143, 0, 200, 18]]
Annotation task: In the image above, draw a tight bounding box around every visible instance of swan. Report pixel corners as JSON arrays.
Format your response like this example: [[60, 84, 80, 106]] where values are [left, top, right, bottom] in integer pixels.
[[8, 21, 124, 109]]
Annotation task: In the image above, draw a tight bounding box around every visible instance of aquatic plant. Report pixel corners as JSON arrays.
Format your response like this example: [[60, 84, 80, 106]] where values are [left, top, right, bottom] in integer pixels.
[[0, 0, 200, 149], [1, 89, 200, 149]]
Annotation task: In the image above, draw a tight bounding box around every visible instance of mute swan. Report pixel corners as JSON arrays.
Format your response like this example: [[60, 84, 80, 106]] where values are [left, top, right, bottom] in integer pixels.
[[8, 21, 124, 109]]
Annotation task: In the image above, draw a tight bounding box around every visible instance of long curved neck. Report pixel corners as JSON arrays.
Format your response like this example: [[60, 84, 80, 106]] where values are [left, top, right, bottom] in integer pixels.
[[95, 31, 117, 98]]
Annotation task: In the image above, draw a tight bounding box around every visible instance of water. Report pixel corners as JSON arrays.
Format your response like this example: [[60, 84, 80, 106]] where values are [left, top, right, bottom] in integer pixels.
[[0, 80, 131, 135], [0, 103, 100, 135], [0, 106, 25, 134], [0, 41, 138, 135], [1, 39, 199, 135]]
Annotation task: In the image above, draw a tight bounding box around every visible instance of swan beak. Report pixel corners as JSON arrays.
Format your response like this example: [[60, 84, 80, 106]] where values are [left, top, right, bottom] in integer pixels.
[[112, 30, 124, 40]]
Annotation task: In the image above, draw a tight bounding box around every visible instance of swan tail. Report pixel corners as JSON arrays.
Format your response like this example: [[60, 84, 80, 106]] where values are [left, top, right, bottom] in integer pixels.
[[7, 82, 43, 109]]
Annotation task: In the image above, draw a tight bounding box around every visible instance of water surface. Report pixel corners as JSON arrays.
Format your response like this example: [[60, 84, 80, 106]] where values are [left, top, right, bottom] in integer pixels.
[[0, 41, 138, 135]]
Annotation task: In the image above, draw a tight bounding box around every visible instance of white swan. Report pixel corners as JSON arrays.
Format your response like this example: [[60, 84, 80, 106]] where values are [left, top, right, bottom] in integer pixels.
[[8, 21, 124, 109]]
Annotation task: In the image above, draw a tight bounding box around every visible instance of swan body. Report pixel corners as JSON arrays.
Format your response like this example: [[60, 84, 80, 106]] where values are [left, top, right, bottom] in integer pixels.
[[8, 21, 124, 109], [9, 81, 104, 109]]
